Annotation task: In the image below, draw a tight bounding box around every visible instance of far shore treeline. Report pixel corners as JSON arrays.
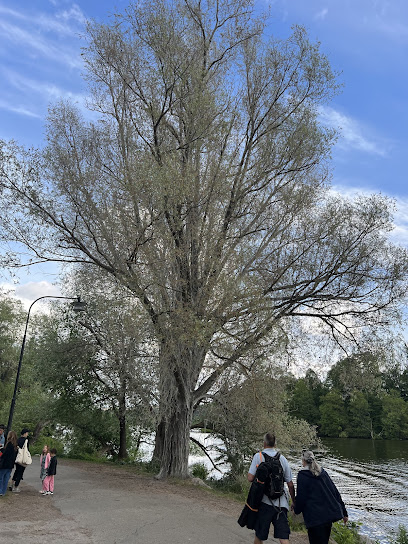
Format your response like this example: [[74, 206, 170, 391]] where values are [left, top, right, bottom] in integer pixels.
[[287, 352, 408, 440]]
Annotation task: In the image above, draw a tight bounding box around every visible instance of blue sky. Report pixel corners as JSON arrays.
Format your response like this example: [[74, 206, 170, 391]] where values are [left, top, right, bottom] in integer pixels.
[[0, 0, 407, 306]]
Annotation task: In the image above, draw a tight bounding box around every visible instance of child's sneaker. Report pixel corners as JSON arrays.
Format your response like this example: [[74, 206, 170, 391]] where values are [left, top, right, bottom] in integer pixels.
[[12, 487, 20, 493]]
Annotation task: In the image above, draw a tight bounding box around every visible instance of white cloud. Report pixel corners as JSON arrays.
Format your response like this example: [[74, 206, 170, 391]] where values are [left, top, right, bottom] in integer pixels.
[[362, 4, 408, 43], [0, 9, 84, 69], [0, 6, 25, 19], [0, 281, 62, 311], [57, 4, 86, 25], [314, 7, 328, 20], [0, 3, 86, 36], [1, 69, 88, 112], [0, 98, 41, 118], [319, 106, 389, 157], [331, 183, 374, 199]]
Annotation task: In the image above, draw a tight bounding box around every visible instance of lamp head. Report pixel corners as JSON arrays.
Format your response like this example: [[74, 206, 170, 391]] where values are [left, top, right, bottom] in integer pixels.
[[71, 296, 87, 313]]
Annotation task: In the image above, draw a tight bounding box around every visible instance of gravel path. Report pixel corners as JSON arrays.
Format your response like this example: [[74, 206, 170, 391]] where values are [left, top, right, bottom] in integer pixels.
[[0, 457, 307, 544]]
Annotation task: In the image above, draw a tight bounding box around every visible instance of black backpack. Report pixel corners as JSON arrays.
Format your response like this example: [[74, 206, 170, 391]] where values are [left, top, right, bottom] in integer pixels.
[[256, 451, 285, 501]]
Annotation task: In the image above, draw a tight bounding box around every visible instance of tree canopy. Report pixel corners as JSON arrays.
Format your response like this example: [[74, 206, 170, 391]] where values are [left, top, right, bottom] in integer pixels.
[[1, 0, 408, 476]]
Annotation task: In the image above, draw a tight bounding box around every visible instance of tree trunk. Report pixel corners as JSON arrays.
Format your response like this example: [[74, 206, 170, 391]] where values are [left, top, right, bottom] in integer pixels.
[[152, 343, 201, 478], [118, 380, 128, 459], [118, 414, 127, 459], [31, 420, 49, 446], [154, 398, 193, 479]]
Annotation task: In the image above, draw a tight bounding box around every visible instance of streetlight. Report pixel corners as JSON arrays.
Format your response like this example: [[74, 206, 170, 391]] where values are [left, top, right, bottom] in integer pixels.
[[6, 295, 87, 435]]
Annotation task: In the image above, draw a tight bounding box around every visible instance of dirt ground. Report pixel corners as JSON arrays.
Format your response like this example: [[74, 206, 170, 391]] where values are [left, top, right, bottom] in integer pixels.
[[0, 458, 309, 544]]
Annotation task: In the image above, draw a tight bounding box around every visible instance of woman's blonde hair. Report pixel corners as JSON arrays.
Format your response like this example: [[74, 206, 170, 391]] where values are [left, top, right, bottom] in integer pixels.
[[302, 450, 321, 477]]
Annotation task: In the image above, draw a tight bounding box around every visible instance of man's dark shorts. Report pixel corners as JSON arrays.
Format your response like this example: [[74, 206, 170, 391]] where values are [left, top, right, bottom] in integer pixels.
[[254, 502, 290, 541]]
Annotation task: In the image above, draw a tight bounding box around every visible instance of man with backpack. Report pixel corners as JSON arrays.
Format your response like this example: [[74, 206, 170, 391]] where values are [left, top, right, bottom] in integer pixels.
[[247, 432, 295, 544]]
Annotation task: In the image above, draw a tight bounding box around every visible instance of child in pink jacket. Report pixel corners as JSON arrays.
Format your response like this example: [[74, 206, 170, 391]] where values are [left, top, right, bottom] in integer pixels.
[[39, 445, 50, 494], [43, 448, 57, 495]]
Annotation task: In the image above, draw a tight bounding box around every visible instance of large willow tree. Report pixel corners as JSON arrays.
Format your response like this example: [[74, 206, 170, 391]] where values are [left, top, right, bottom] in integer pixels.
[[1, 0, 408, 477]]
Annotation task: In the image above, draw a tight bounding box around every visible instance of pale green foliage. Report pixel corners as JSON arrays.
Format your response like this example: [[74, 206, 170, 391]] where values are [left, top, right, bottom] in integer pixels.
[[197, 367, 318, 475], [1, 0, 408, 477], [327, 352, 383, 399], [0, 291, 25, 424], [31, 274, 157, 458]]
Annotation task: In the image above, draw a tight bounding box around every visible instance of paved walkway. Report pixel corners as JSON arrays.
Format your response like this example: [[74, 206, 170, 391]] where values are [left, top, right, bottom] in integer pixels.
[[0, 457, 253, 544]]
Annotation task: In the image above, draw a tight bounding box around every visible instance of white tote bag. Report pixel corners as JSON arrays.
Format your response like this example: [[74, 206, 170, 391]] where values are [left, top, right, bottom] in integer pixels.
[[16, 440, 32, 466]]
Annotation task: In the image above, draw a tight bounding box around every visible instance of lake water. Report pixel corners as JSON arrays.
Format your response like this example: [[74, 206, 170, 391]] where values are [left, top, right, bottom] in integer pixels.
[[314, 438, 408, 543], [188, 435, 408, 543]]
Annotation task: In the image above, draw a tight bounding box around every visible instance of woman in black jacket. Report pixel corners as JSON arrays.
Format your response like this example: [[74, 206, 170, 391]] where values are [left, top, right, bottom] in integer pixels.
[[294, 450, 348, 544], [0, 431, 18, 496]]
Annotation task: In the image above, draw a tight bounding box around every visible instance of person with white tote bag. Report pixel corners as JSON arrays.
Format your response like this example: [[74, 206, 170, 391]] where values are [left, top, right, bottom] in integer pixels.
[[11, 428, 32, 493]]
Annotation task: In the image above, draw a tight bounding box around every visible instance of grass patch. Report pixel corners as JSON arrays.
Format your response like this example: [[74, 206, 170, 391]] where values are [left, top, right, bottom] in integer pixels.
[[207, 473, 249, 502], [62, 452, 111, 463]]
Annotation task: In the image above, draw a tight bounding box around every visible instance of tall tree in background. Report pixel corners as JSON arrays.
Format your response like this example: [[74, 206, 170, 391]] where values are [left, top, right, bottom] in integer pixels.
[[70, 268, 157, 459], [0, 291, 24, 422], [33, 270, 156, 459], [1, 0, 408, 477]]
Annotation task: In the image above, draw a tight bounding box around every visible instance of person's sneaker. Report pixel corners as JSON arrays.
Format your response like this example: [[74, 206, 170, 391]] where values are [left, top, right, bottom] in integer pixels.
[[39, 490, 46, 494], [12, 487, 20, 493]]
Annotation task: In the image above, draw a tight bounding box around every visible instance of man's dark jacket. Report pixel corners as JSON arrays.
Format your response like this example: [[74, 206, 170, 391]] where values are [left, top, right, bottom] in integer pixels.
[[294, 468, 348, 528], [237, 461, 269, 529], [47, 456, 57, 476]]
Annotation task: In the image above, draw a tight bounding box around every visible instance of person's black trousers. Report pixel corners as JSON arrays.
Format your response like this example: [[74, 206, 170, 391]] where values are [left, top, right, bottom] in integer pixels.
[[12, 464, 26, 487], [307, 522, 333, 544]]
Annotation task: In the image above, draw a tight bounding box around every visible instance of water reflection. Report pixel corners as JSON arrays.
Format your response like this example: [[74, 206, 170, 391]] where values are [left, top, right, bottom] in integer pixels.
[[181, 434, 408, 543], [290, 438, 408, 543], [322, 437, 408, 462]]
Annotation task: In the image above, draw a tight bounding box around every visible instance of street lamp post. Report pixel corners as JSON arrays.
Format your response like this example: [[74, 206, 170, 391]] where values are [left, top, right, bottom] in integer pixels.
[[6, 295, 86, 436]]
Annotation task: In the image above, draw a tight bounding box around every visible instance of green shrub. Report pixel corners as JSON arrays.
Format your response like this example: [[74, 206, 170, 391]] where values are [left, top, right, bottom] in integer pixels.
[[190, 462, 209, 480], [394, 525, 408, 544], [331, 521, 362, 544], [29, 437, 65, 456]]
